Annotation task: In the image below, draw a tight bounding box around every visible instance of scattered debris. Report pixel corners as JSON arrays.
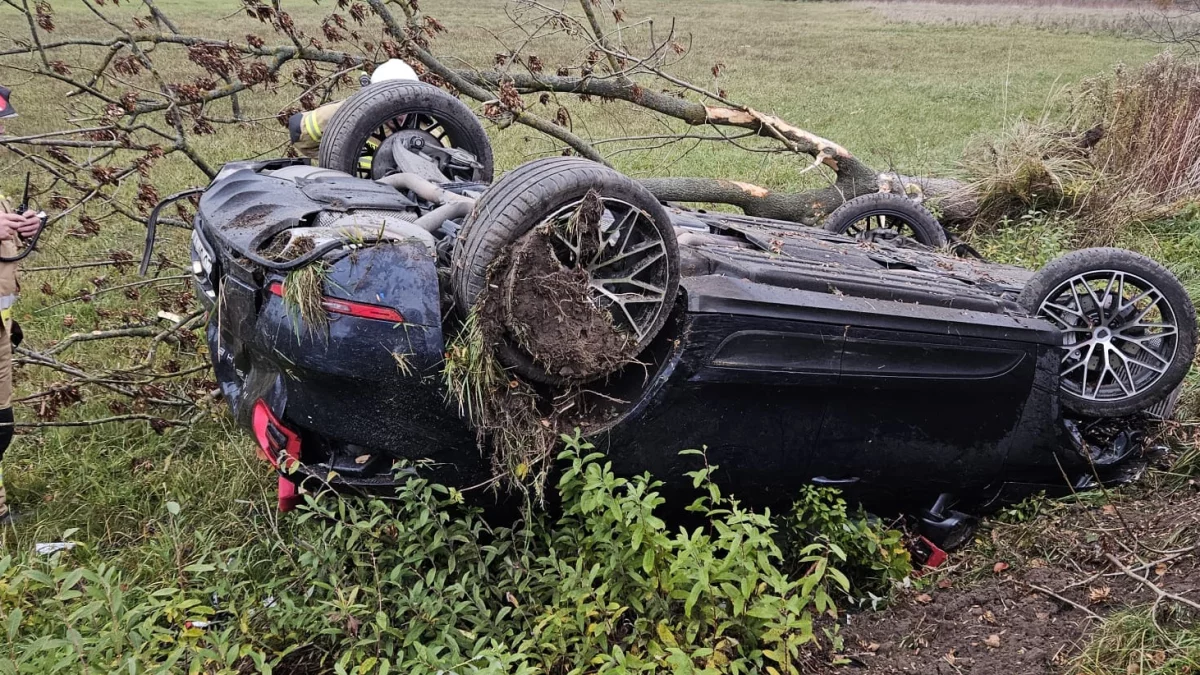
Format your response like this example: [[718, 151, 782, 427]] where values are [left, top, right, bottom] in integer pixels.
[[818, 473, 1200, 674], [34, 542, 75, 555]]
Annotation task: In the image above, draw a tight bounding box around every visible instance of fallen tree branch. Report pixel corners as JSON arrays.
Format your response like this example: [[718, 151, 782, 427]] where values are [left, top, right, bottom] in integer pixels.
[[1, 0, 981, 241], [11, 413, 182, 429], [41, 308, 198, 357], [34, 275, 189, 315], [25, 258, 137, 273], [1106, 552, 1200, 613], [15, 347, 195, 406]]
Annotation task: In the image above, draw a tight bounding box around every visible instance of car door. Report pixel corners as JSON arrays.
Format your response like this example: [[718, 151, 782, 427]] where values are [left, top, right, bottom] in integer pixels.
[[600, 310, 842, 504], [814, 320, 1046, 503]]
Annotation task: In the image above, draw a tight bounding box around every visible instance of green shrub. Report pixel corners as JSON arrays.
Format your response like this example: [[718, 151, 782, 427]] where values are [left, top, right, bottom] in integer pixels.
[[784, 486, 912, 604], [0, 435, 912, 674], [971, 207, 1073, 269]]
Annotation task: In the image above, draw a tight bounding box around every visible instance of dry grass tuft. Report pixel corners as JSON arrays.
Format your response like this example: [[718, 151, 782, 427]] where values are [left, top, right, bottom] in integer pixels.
[[963, 52, 1200, 244], [961, 119, 1103, 222], [441, 309, 559, 496], [442, 310, 505, 427], [1080, 53, 1200, 209], [281, 263, 329, 335]]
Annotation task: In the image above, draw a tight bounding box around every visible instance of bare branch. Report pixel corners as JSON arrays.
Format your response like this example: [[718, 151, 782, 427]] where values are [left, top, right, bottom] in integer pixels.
[[1106, 552, 1200, 613]]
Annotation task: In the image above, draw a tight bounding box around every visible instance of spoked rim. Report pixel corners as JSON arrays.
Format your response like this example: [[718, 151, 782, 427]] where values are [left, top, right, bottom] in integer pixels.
[[543, 197, 671, 345], [844, 212, 923, 240], [356, 113, 450, 178], [1036, 269, 1180, 403]]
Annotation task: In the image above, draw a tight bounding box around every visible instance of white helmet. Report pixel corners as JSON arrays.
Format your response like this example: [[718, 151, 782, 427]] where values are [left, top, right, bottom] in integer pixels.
[[371, 59, 419, 85]]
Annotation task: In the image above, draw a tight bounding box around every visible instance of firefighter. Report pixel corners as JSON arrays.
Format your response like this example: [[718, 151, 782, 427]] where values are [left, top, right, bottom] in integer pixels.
[[288, 59, 420, 158], [0, 85, 36, 524], [0, 200, 39, 525]]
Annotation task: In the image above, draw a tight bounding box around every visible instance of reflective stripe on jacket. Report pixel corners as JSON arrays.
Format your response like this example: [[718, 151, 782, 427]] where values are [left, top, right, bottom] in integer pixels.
[[290, 100, 344, 158], [0, 195, 19, 327], [289, 100, 383, 172]]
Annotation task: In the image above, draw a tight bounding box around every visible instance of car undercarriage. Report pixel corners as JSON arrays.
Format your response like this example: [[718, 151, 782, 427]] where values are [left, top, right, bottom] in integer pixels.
[[156, 80, 1197, 549]]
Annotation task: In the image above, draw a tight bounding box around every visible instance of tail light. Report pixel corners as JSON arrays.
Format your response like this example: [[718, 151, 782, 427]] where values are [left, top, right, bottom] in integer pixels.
[[267, 282, 404, 323], [251, 399, 303, 512]]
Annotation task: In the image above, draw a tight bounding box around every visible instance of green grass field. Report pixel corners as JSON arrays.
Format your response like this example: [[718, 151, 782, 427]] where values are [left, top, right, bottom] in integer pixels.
[[2, 0, 1166, 183], [0, 1, 1197, 673]]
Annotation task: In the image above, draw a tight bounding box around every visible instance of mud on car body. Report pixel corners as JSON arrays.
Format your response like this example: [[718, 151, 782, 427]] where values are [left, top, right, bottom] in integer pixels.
[[162, 80, 1197, 548]]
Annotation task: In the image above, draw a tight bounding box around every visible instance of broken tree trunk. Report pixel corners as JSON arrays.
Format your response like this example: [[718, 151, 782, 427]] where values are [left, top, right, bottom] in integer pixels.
[[640, 173, 976, 226], [460, 70, 976, 225], [0, 0, 982, 232]]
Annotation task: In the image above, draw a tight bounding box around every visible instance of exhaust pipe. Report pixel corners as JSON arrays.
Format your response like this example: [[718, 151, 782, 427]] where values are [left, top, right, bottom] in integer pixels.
[[375, 173, 474, 206]]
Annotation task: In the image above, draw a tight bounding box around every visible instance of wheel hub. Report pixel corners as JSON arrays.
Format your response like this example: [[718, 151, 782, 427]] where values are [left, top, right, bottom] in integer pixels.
[[1037, 269, 1179, 403], [543, 196, 672, 345]]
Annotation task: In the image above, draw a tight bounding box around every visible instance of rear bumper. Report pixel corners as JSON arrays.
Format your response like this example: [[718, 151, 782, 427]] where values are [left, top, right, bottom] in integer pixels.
[[201, 240, 487, 491]]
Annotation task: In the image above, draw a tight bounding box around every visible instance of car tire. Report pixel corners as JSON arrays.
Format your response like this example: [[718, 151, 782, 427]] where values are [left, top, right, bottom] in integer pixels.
[[822, 192, 948, 247], [1018, 247, 1197, 418], [318, 80, 494, 182], [452, 157, 680, 383]]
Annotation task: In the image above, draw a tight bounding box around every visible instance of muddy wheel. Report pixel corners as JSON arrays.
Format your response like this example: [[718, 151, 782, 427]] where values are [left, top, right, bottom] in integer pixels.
[[453, 157, 680, 384], [822, 192, 947, 247], [318, 80, 494, 182], [1018, 248, 1197, 417]]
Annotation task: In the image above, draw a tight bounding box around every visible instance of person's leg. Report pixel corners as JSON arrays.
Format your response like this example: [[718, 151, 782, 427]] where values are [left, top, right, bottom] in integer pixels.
[[0, 408, 11, 520], [0, 322, 13, 521]]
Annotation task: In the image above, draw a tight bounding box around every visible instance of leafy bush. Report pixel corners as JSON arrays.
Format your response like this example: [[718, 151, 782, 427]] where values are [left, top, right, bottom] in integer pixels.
[[0, 435, 911, 674], [785, 486, 912, 603], [971, 208, 1073, 269]]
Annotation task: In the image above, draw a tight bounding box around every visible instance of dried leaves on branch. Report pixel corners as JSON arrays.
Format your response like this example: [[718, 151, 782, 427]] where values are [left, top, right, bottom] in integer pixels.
[[13, 301, 215, 431], [0, 0, 955, 232]]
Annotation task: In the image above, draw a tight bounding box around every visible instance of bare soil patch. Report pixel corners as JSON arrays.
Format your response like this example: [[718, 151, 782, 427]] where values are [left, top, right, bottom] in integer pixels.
[[819, 478, 1200, 673]]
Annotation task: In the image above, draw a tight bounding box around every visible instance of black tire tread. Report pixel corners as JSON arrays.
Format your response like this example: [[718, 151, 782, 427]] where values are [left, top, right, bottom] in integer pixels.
[[453, 157, 654, 310], [454, 157, 593, 265], [318, 80, 494, 182], [450, 157, 680, 384]]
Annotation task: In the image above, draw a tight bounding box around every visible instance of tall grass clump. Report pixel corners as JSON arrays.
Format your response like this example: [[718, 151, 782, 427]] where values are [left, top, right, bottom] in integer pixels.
[[1070, 605, 1200, 675], [963, 52, 1200, 244], [281, 262, 330, 335], [960, 119, 1102, 223], [441, 310, 557, 494], [1080, 53, 1200, 211]]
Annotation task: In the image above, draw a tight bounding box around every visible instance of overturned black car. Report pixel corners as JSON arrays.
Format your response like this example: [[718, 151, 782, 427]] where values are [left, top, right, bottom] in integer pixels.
[[163, 81, 1197, 547]]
